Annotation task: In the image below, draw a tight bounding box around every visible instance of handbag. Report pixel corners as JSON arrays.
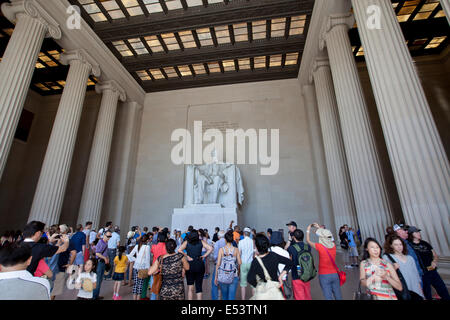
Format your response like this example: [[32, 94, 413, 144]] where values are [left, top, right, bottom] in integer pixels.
[[250, 256, 285, 300], [151, 256, 163, 295], [353, 282, 375, 300], [137, 245, 149, 279], [385, 254, 411, 300], [324, 247, 346, 286], [281, 279, 293, 300]]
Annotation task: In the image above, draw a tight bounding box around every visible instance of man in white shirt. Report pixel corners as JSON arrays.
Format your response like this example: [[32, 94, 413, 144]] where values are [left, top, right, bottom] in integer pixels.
[[0, 242, 51, 300], [105, 226, 121, 280], [238, 227, 255, 300]]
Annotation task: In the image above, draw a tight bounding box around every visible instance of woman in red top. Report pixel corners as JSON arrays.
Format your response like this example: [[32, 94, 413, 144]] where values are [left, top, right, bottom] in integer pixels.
[[306, 223, 342, 300], [149, 232, 168, 300]]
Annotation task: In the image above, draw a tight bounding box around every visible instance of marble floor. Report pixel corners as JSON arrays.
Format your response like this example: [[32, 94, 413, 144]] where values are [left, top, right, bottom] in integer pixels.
[[56, 249, 363, 300]]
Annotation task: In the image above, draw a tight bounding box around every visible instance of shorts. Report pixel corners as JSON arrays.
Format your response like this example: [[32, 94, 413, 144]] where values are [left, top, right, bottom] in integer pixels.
[[113, 272, 125, 281], [74, 251, 84, 266], [240, 263, 252, 287], [349, 246, 358, 257]]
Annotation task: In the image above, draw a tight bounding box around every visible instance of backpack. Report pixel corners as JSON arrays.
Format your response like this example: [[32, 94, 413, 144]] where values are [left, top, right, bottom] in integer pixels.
[[293, 243, 317, 282], [217, 246, 237, 284]]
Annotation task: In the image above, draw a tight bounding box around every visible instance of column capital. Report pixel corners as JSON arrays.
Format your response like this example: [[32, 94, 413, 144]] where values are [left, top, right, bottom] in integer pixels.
[[60, 49, 101, 78], [1, 0, 61, 39], [96, 80, 127, 102], [309, 57, 330, 83], [319, 13, 355, 50]]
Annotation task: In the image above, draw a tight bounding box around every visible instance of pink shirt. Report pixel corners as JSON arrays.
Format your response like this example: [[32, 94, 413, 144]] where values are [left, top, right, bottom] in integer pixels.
[[151, 243, 167, 264], [34, 259, 50, 277]]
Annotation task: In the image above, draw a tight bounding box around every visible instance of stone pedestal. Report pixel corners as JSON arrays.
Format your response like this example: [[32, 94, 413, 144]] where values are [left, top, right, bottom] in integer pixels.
[[172, 204, 237, 234]]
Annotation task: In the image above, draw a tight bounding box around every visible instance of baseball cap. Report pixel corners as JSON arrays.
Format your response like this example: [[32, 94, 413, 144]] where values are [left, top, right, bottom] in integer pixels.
[[286, 221, 297, 228], [243, 227, 251, 233], [393, 224, 405, 232], [407, 226, 421, 234]]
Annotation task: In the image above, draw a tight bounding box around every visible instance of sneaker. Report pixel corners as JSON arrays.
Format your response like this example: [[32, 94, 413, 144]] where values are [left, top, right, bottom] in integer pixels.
[[344, 265, 352, 269], [112, 295, 117, 300], [116, 295, 122, 300]]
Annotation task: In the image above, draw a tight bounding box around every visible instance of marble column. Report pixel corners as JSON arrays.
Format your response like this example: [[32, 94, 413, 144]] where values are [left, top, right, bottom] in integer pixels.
[[28, 50, 101, 225], [101, 101, 143, 236], [77, 81, 126, 227], [352, 0, 450, 256], [441, 0, 450, 24], [311, 57, 359, 232], [0, 0, 61, 179], [302, 84, 336, 234], [320, 13, 394, 242]]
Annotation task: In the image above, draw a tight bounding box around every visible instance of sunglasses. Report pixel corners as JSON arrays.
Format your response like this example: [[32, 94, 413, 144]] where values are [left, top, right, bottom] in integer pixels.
[[106, 235, 112, 238]]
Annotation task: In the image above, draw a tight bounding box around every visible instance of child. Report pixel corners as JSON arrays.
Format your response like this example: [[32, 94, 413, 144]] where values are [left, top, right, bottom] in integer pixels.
[[75, 258, 97, 300], [113, 246, 128, 300]]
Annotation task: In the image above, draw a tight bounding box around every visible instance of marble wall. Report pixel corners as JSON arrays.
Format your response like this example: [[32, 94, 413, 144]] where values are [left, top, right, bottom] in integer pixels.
[[130, 79, 325, 236]]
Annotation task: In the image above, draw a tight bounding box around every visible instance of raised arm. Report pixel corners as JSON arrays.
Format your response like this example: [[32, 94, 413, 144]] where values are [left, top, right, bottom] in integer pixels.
[[306, 224, 316, 249]]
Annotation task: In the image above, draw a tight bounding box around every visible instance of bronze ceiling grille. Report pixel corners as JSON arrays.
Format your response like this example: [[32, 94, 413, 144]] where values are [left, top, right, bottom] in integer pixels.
[[350, 0, 450, 61], [0, 0, 98, 96], [1, 1, 448, 95], [70, 0, 315, 92]]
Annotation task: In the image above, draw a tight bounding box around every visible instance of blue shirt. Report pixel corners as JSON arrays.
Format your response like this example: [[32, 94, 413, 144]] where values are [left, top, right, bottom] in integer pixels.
[[70, 231, 86, 253], [406, 240, 424, 277], [108, 232, 120, 249], [346, 231, 356, 247]]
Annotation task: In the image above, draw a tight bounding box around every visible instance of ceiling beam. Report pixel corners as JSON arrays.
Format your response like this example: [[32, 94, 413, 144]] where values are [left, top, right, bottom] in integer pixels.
[[122, 36, 305, 71], [142, 66, 299, 92], [93, 0, 314, 42], [349, 17, 450, 46]]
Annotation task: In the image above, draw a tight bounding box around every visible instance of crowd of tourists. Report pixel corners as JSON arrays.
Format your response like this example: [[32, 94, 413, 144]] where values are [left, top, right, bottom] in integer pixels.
[[0, 218, 448, 301]]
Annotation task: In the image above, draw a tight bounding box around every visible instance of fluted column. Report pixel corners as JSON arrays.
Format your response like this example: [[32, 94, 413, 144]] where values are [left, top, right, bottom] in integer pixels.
[[352, 0, 450, 256], [0, 0, 61, 179], [28, 50, 101, 225], [78, 81, 126, 227], [441, 0, 450, 24], [320, 13, 394, 242], [302, 84, 336, 234], [311, 57, 359, 231]]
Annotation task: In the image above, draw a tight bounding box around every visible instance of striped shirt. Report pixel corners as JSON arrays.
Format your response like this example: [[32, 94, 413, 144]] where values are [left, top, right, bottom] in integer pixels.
[[0, 270, 51, 300], [362, 259, 397, 300]]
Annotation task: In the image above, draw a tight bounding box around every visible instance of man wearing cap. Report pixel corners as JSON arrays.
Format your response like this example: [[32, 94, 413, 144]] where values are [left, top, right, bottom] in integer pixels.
[[238, 227, 255, 300], [105, 226, 120, 280], [284, 221, 297, 250], [393, 224, 425, 279], [408, 226, 450, 300], [344, 225, 358, 267]]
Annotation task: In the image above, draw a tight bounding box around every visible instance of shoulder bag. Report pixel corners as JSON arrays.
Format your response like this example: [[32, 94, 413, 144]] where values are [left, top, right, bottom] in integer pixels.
[[250, 256, 285, 300], [151, 256, 163, 295], [324, 247, 346, 286], [137, 245, 149, 279], [385, 254, 411, 300], [353, 282, 375, 300]]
